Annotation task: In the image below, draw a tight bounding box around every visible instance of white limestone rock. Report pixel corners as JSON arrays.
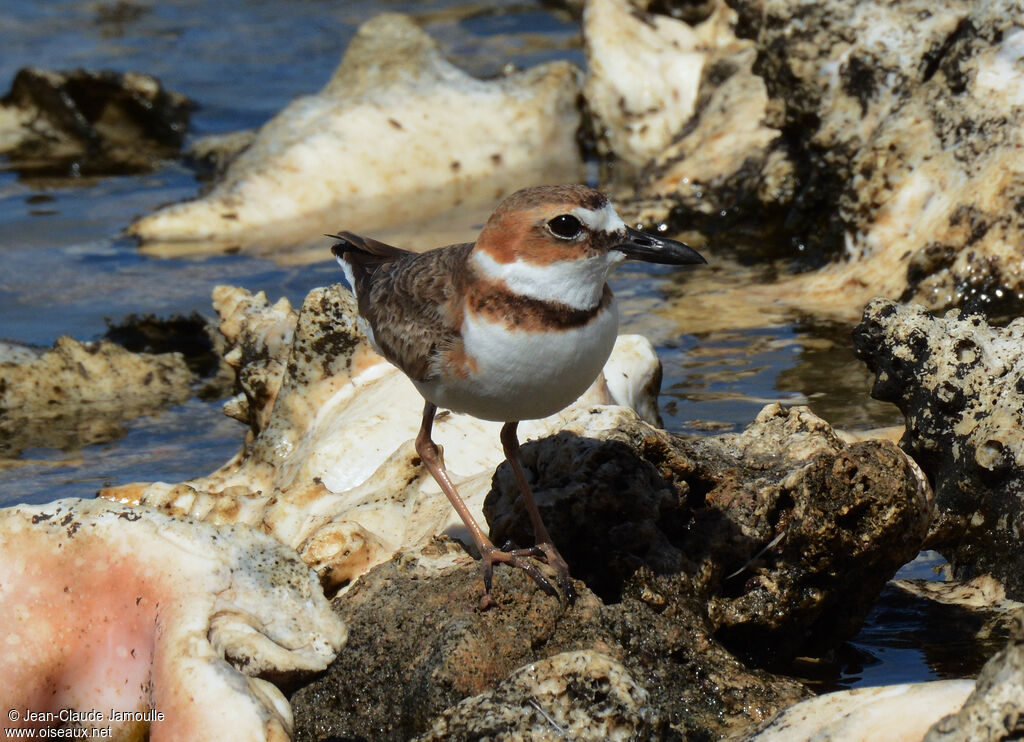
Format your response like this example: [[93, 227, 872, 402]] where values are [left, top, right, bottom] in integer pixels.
[[128, 13, 584, 256], [583, 0, 742, 168], [733, 680, 976, 742]]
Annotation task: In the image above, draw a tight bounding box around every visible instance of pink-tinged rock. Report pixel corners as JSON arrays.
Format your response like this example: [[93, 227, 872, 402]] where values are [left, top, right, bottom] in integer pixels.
[[0, 497, 346, 741]]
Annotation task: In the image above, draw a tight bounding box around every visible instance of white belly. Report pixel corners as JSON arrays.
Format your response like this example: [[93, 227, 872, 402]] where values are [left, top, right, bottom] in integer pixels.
[[417, 298, 620, 421]]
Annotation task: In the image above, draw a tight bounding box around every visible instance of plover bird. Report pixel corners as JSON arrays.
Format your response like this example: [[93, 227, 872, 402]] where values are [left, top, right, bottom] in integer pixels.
[[331, 184, 704, 603]]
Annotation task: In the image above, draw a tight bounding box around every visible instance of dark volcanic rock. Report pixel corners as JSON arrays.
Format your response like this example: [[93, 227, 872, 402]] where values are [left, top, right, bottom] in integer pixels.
[[484, 404, 931, 666], [854, 298, 1024, 599], [291, 538, 806, 742], [0, 67, 192, 177]]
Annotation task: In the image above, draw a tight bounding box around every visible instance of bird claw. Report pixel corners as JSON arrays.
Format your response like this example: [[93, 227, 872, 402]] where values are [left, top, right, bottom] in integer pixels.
[[501, 540, 546, 560], [479, 545, 560, 602], [537, 542, 577, 604], [478, 543, 575, 604]]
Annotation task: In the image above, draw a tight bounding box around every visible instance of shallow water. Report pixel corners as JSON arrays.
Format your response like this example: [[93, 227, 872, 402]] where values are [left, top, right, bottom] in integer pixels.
[[0, 0, 973, 694]]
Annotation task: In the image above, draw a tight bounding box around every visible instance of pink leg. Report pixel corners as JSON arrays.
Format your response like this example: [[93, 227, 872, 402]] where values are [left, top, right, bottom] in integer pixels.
[[414, 401, 558, 603], [500, 421, 576, 601]]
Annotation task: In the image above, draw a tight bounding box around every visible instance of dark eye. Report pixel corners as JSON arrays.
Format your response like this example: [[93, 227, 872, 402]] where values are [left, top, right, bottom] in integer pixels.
[[547, 214, 583, 240]]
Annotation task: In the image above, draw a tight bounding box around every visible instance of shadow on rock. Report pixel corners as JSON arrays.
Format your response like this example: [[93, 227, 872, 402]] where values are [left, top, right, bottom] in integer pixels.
[[0, 67, 192, 177], [485, 404, 932, 668]]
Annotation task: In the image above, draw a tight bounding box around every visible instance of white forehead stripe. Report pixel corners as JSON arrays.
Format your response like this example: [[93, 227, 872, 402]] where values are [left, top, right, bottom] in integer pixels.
[[571, 203, 627, 234], [471, 250, 614, 310]]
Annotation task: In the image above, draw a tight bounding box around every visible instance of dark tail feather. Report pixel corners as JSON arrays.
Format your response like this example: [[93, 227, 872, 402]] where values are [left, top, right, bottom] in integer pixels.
[[329, 231, 412, 297], [328, 231, 410, 264]]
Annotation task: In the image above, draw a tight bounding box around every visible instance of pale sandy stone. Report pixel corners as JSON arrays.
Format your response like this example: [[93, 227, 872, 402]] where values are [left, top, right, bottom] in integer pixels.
[[733, 680, 976, 742], [128, 13, 584, 256]]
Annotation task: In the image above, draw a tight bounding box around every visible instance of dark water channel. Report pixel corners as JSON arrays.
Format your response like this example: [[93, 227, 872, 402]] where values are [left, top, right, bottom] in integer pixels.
[[0, 0, 982, 695]]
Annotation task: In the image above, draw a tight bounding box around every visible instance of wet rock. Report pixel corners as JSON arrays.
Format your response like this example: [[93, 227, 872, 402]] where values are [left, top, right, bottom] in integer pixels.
[[722, 0, 1024, 319], [924, 610, 1024, 742], [103, 311, 224, 379], [101, 284, 666, 591], [414, 650, 658, 741], [0, 497, 345, 741], [485, 403, 932, 665], [290, 538, 805, 741], [890, 576, 1022, 676], [0, 335, 194, 457], [0, 67, 191, 177], [733, 679, 976, 742], [853, 298, 1024, 599], [128, 13, 584, 256]]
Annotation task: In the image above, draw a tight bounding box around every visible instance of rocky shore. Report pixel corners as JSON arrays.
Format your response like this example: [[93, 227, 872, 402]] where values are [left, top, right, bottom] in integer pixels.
[[4, 0, 1024, 739]]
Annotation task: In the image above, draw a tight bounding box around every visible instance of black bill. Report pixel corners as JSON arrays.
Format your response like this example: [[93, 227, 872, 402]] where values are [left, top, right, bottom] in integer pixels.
[[614, 226, 706, 265]]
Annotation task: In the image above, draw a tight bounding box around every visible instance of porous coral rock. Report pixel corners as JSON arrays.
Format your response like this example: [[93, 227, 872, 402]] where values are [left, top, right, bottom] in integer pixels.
[[641, 0, 1024, 334], [485, 403, 932, 663], [414, 651, 659, 742], [727, 0, 1024, 320], [290, 538, 805, 741], [0, 497, 345, 741], [102, 284, 666, 590], [583, 0, 785, 228], [128, 13, 584, 256], [583, 0, 735, 167], [0, 336, 193, 457], [854, 298, 1024, 599]]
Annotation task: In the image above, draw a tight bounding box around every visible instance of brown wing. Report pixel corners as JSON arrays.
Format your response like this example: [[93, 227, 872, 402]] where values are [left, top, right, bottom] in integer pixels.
[[333, 233, 473, 382]]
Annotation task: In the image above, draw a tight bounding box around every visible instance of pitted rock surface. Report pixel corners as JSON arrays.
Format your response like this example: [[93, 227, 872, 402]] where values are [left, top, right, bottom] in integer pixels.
[[484, 403, 931, 665], [854, 297, 1024, 599], [290, 539, 805, 741]]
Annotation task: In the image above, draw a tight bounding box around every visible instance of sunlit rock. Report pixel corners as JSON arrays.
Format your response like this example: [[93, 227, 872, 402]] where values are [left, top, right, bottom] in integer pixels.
[[583, 0, 732, 167], [733, 0, 1024, 320], [735, 679, 975, 742], [290, 538, 805, 741], [101, 284, 664, 590], [583, 0, 785, 227], [0, 336, 193, 458], [644, 0, 1024, 332], [128, 13, 584, 256], [485, 402, 933, 663], [0, 498, 345, 741]]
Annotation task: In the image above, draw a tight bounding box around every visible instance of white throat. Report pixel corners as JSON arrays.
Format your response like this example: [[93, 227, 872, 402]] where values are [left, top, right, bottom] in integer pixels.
[[471, 249, 620, 310]]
